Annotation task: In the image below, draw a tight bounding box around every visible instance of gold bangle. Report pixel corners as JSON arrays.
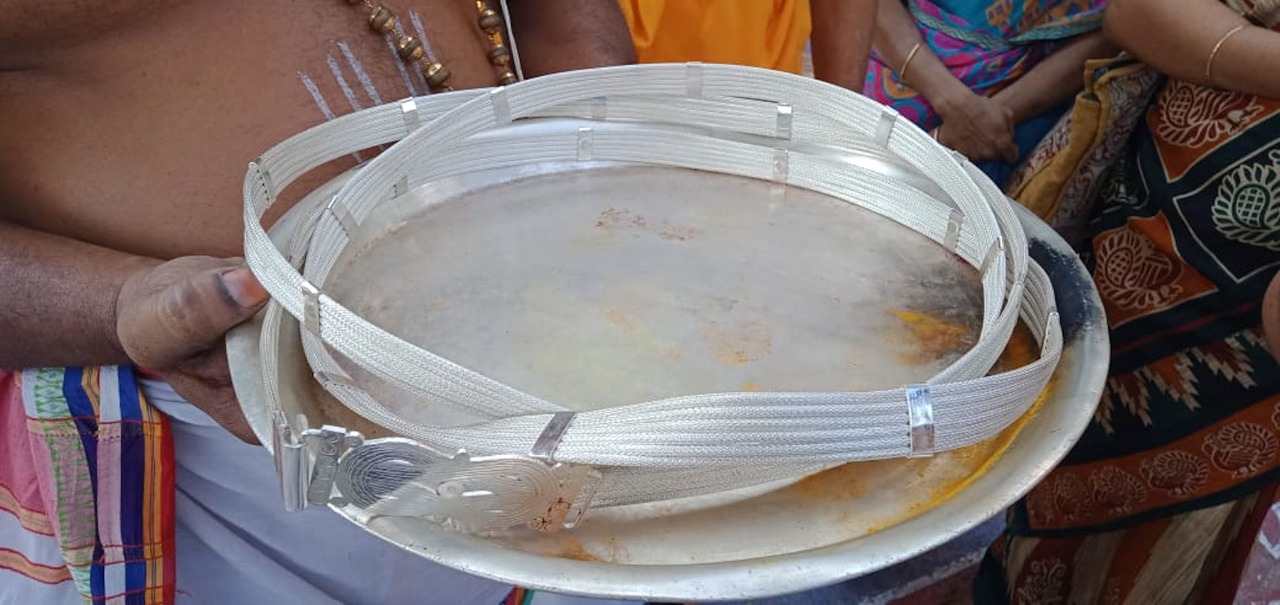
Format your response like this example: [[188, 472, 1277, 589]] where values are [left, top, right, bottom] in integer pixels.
[[898, 43, 923, 86], [1206, 23, 1247, 87]]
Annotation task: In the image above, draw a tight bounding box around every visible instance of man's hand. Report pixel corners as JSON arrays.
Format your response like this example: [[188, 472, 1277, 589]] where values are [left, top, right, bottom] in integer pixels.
[[116, 257, 269, 442], [935, 92, 1020, 164]]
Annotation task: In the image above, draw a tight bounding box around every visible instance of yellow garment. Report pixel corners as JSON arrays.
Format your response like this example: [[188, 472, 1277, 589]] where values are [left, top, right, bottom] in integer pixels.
[[618, 0, 811, 74]]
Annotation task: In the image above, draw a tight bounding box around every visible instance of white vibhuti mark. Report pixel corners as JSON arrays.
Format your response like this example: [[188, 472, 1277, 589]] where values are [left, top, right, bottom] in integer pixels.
[[299, 70, 364, 162], [327, 53, 364, 112], [299, 72, 338, 121], [338, 41, 384, 106]]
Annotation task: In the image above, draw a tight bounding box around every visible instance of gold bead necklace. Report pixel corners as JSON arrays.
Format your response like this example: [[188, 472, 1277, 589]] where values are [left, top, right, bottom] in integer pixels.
[[343, 0, 518, 93]]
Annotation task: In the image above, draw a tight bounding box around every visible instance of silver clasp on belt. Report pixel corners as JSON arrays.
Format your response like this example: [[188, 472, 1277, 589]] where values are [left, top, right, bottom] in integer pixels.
[[271, 417, 599, 533]]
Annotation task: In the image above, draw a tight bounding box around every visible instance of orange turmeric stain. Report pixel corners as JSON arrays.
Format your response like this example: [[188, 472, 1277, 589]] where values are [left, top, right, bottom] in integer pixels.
[[703, 321, 773, 366], [888, 309, 976, 364], [790, 458, 922, 501], [549, 537, 602, 562], [992, 322, 1038, 372]]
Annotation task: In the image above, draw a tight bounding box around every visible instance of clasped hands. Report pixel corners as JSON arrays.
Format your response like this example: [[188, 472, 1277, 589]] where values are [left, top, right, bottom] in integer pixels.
[[933, 91, 1020, 165]]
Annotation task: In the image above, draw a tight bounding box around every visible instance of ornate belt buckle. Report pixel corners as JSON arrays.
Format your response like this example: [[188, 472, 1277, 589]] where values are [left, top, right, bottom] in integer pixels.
[[272, 418, 599, 533]]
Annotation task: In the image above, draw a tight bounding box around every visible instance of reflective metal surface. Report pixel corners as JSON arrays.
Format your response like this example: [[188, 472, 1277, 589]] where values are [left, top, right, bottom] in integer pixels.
[[228, 120, 1108, 601]]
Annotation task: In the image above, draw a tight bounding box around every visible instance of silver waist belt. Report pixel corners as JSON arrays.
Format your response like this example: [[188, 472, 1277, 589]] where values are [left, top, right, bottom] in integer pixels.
[[242, 63, 1062, 534]]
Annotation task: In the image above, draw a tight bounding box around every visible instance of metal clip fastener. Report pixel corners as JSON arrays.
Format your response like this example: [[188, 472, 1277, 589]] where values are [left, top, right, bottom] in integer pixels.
[[978, 237, 1004, 277], [301, 282, 322, 335], [943, 210, 963, 252], [314, 371, 357, 390], [562, 468, 602, 529], [775, 104, 794, 140], [872, 108, 897, 147], [489, 87, 511, 124], [303, 425, 360, 506], [272, 411, 308, 512], [905, 384, 936, 458], [250, 159, 277, 204], [576, 128, 594, 162], [771, 148, 790, 184], [1043, 309, 1060, 356], [400, 98, 421, 133], [325, 198, 358, 237], [770, 148, 790, 203], [686, 62, 705, 98], [531, 412, 576, 463]]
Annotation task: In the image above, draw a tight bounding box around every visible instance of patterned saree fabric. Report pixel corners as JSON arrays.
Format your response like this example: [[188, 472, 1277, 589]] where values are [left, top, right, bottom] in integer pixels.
[[1017, 77, 1280, 536], [978, 6, 1280, 600], [1003, 57, 1163, 247], [0, 368, 175, 603], [863, 0, 1107, 131]]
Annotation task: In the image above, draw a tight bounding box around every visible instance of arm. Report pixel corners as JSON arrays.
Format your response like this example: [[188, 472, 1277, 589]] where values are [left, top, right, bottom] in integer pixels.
[[810, 0, 877, 91], [505, 0, 636, 77], [1104, 0, 1280, 99], [992, 31, 1117, 124], [871, 0, 972, 118], [871, 0, 1018, 162], [0, 220, 156, 367]]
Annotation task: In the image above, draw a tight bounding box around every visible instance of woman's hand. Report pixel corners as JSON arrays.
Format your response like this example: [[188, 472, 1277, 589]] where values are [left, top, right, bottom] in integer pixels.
[[935, 92, 1020, 164]]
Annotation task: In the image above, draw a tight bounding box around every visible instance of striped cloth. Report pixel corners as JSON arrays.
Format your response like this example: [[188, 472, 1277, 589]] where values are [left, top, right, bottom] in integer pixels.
[[0, 367, 175, 603]]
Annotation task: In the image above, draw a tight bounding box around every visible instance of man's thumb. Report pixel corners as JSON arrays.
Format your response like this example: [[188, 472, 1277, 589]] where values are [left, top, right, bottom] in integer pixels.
[[220, 267, 270, 310], [155, 267, 270, 354]]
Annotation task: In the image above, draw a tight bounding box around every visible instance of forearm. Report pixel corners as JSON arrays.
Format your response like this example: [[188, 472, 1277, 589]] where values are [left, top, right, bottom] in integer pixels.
[[810, 0, 877, 90], [871, 0, 970, 112], [1105, 0, 1280, 99], [506, 0, 635, 77], [0, 220, 159, 368], [992, 31, 1116, 123]]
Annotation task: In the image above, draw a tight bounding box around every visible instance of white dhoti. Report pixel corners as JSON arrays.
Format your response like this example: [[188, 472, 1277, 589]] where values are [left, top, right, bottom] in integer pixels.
[[143, 377, 516, 605]]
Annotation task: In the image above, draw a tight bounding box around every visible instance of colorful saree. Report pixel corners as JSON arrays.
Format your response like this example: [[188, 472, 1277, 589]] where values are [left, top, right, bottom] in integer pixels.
[[864, 0, 1106, 128], [864, 0, 1107, 185], [974, 19, 1280, 601], [0, 367, 176, 603]]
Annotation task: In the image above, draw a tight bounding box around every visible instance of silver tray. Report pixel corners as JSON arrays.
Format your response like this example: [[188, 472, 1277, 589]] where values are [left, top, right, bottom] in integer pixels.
[[229, 123, 1108, 601]]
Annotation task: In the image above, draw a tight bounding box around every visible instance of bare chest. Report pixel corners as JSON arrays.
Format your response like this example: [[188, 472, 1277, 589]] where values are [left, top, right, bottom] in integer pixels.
[[0, 0, 508, 258]]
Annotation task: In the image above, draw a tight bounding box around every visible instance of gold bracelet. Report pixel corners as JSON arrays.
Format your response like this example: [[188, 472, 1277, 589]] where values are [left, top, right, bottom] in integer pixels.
[[898, 43, 924, 86], [1206, 24, 1247, 87]]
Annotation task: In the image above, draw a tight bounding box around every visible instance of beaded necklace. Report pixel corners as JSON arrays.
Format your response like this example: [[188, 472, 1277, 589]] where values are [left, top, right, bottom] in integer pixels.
[[343, 0, 517, 93]]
